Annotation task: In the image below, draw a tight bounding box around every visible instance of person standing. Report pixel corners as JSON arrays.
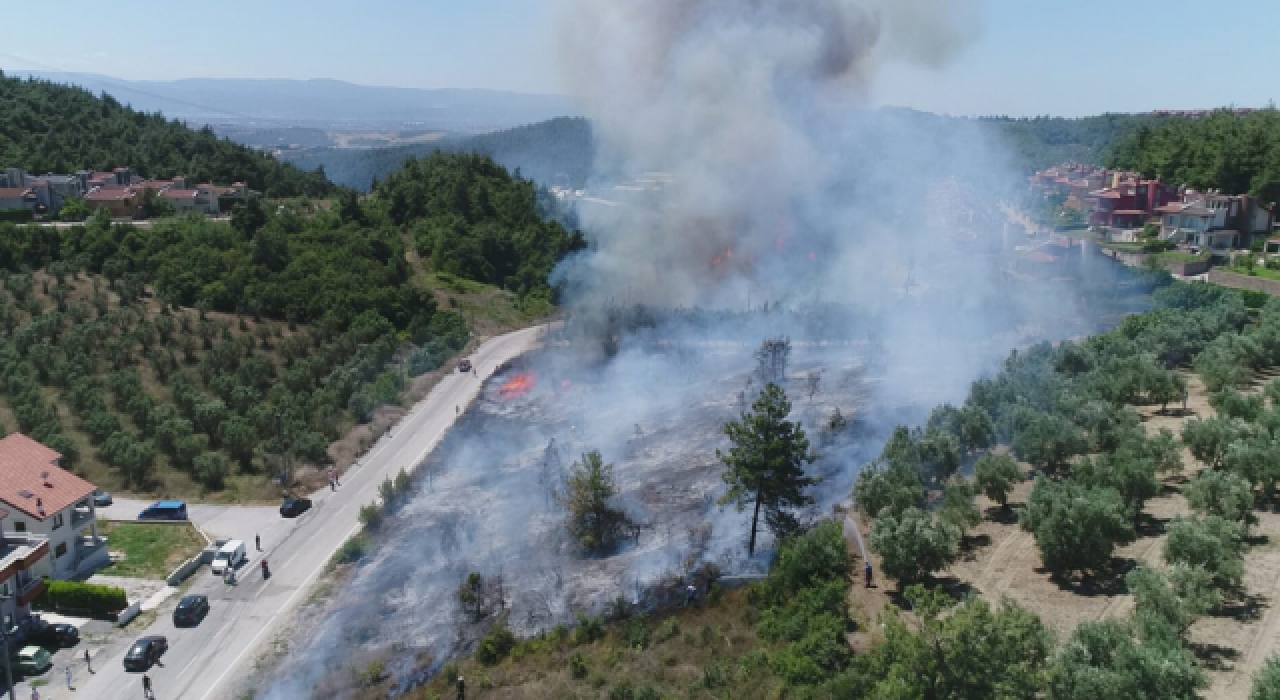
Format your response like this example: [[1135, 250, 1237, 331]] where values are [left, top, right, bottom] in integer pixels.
[[456, 675, 465, 700], [255, 534, 261, 551], [65, 666, 74, 691], [142, 673, 153, 699], [864, 562, 873, 588], [84, 648, 93, 673], [30, 686, 39, 700]]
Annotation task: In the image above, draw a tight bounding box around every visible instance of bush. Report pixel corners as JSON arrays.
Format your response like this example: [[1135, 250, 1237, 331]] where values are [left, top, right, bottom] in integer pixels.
[[568, 651, 589, 679], [331, 534, 368, 567], [476, 623, 517, 665], [37, 581, 128, 616]]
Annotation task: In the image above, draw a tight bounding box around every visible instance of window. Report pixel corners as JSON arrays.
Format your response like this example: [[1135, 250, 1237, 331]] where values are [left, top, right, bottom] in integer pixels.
[[52, 513, 64, 530], [13, 521, 24, 532], [0, 583, 8, 597], [54, 543, 67, 558]]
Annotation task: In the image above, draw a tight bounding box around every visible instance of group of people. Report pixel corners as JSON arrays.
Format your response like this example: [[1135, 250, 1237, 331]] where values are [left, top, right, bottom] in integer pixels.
[[328, 467, 342, 491]]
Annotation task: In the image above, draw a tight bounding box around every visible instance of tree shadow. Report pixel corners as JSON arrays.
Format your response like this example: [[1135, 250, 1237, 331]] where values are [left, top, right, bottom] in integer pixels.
[[1215, 592, 1268, 623], [1244, 532, 1270, 547], [1050, 558, 1133, 596], [959, 533, 992, 558], [985, 505, 1021, 525], [1134, 514, 1168, 538], [1188, 641, 1240, 671]]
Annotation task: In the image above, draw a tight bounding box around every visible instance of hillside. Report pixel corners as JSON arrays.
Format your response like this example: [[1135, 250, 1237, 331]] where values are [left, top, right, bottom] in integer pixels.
[[0, 71, 333, 197], [16, 72, 581, 132], [986, 112, 1171, 172], [282, 117, 595, 191], [1108, 109, 1280, 204]]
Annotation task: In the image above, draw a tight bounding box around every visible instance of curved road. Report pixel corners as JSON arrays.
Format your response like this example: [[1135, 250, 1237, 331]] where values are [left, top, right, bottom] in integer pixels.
[[76, 325, 545, 700]]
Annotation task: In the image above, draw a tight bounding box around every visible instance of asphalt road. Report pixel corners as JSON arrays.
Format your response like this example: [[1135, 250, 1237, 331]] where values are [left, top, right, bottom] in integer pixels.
[[74, 325, 545, 700]]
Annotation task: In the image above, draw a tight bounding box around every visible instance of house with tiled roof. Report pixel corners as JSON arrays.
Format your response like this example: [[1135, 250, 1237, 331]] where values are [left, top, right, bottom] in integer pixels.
[[0, 506, 51, 633], [0, 434, 107, 580]]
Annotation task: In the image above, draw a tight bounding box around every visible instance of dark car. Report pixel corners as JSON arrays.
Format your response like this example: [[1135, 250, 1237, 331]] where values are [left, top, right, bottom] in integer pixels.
[[458, 359, 472, 373], [92, 490, 112, 507], [172, 595, 210, 627], [137, 501, 188, 521], [123, 635, 168, 672], [29, 623, 79, 649], [280, 498, 312, 518]]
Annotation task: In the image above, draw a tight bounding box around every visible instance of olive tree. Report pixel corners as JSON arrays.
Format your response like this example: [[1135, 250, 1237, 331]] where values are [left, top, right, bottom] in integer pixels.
[[1184, 469, 1254, 524], [1163, 515, 1246, 590], [1020, 479, 1134, 579], [870, 507, 960, 587], [975, 454, 1022, 511]]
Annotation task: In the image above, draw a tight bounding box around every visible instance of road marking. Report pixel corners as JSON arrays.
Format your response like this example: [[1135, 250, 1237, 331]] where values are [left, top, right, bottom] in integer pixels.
[[197, 521, 362, 700]]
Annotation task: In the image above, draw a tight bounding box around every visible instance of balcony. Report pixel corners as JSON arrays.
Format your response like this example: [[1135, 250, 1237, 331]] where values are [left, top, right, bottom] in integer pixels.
[[15, 571, 47, 606], [0, 533, 49, 582]]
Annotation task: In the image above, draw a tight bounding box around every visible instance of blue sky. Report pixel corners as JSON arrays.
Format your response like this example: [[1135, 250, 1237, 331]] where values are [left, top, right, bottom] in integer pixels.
[[1, 0, 1276, 117]]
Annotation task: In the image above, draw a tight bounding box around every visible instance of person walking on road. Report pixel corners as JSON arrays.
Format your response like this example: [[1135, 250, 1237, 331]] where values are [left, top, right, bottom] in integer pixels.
[[30, 686, 39, 700], [142, 673, 154, 699], [261, 559, 271, 580], [457, 675, 465, 700], [85, 648, 93, 673], [255, 534, 261, 551], [65, 665, 74, 691], [865, 562, 873, 588]]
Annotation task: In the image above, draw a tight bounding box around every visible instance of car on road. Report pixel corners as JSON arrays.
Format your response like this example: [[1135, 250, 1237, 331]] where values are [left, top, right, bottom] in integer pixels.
[[92, 490, 113, 507], [13, 646, 52, 675], [458, 358, 472, 373], [29, 622, 79, 649], [173, 595, 210, 627], [137, 500, 188, 521], [280, 498, 312, 518], [123, 635, 168, 671]]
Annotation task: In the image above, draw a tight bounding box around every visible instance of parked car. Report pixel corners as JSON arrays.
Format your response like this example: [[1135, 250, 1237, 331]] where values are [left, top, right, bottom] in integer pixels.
[[458, 358, 472, 373], [29, 622, 79, 649], [211, 540, 246, 575], [92, 490, 113, 507], [279, 498, 312, 518], [123, 636, 168, 671], [137, 501, 188, 521], [172, 595, 210, 627], [13, 646, 52, 675]]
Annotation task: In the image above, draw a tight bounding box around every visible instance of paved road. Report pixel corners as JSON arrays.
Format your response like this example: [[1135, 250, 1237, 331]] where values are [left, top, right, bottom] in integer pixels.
[[73, 325, 544, 700]]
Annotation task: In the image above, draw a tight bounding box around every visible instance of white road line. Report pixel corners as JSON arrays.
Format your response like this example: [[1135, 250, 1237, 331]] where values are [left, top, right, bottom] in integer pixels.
[[197, 521, 362, 700]]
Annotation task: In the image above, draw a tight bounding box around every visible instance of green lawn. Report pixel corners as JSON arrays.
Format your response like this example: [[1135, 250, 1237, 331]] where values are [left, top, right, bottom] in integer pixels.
[[1154, 252, 1211, 264], [1227, 266, 1280, 281], [99, 521, 207, 579]]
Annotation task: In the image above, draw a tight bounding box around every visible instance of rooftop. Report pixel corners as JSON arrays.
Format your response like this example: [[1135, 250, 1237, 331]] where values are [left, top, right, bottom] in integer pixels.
[[0, 188, 32, 198], [0, 434, 95, 521], [86, 187, 136, 202], [161, 189, 199, 199]]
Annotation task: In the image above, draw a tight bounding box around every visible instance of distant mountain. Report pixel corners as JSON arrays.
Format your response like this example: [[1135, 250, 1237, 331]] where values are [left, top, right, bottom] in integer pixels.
[[16, 72, 582, 132], [283, 117, 595, 191]]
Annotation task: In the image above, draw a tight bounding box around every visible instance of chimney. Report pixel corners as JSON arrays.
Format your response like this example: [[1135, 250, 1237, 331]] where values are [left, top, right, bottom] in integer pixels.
[[37, 497, 45, 517], [41, 470, 51, 488]]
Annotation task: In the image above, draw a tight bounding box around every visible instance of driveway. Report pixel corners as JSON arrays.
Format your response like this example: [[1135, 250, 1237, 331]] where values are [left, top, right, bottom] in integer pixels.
[[69, 325, 545, 700]]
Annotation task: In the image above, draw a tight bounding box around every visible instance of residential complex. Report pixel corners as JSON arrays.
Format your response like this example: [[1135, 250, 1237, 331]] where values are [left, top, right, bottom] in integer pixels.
[[1029, 163, 1277, 252], [0, 165, 251, 220]]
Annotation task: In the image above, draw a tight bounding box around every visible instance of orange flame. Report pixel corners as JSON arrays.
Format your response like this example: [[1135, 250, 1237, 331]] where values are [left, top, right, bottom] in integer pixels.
[[500, 372, 537, 400]]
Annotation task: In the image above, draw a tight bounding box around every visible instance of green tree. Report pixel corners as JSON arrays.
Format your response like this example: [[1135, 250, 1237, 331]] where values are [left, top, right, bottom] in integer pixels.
[[938, 477, 982, 534], [1013, 411, 1088, 473], [559, 450, 629, 555], [58, 199, 90, 222], [1073, 450, 1159, 521], [1126, 564, 1218, 643], [1163, 515, 1246, 590], [193, 452, 231, 490], [1184, 469, 1255, 524], [871, 585, 1053, 699], [1181, 416, 1252, 468], [1047, 618, 1205, 700], [718, 383, 815, 555], [975, 453, 1022, 511], [854, 457, 924, 520], [870, 507, 960, 587], [1251, 656, 1280, 700], [1020, 479, 1134, 579]]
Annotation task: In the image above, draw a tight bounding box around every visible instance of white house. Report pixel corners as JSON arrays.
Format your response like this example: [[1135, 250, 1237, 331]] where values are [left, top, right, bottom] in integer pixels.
[[0, 434, 107, 580]]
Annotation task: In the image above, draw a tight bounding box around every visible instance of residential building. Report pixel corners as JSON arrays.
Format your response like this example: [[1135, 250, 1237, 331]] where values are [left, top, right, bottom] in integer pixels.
[[1157, 189, 1276, 250], [0, 508, 50, 635], [0, 434, 106, 580], [0, 187, 36, 214], [84, 186, 142, 219]]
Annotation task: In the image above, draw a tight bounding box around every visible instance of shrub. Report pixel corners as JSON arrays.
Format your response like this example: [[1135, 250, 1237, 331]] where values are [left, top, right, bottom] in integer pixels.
[[37, 581, 128, 616], [476, 623, 517, 665], [609, 679, 636, 700], [1251, 655, 1280, 700], [331, 534, 368, 567], [569, 651, 589, 679]]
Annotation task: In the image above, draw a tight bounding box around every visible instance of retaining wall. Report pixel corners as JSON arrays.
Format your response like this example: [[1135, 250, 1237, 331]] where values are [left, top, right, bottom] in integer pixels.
[[1208, 269, 1280, 296]]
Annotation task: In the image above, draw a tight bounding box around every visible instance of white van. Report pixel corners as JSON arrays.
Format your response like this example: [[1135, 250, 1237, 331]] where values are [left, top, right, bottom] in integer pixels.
[[211, 540, 246, 575]]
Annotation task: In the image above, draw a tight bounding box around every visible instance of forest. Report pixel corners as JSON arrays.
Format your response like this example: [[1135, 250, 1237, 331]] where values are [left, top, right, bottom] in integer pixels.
[[374, 152, 587, 305], [281, 117, 595, 191], [985, 112, 1170, 173], [1108, 109, 1280, 205], [0, 71, 334, 197]]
